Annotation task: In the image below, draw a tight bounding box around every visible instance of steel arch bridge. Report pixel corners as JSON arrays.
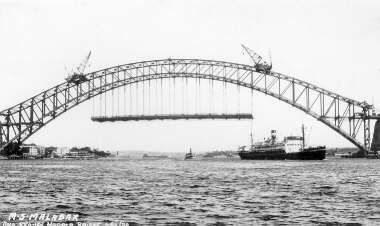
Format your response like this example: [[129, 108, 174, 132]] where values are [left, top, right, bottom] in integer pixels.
[[0, 58, 377, 155]]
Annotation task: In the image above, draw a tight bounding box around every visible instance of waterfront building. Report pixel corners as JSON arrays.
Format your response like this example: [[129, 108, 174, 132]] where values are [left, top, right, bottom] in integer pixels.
[[64, 148, 95, 159], [21, 144, 44, 159]]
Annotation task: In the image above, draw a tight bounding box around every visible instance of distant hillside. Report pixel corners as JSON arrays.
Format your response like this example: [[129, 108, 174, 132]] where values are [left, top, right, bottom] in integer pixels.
[[116, 150, 185, 159]]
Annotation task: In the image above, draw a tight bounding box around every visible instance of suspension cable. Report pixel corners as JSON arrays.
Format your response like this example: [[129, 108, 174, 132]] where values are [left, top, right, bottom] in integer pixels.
[[148, 78, 151, 115], [211, 79, 214, 113], [155, 78, 158, 115], [250, 86, 254, 137], [130, 82, 132, 115], [99, 78, 102, 116], [92, 87, 95, 117], [136, 82, 138, 115], [186, 77, 188, 113], [104, 77, 107, 117], [182, 76, 184, 114], [173, 77, 176, 114], [223, 66, 227, 113], [196, 77, 199, 113], [250, 71, 254, 139], [237, 73, 240, 114], [117, 85, 119, 116], [195, 78, 197, 113], [124, 71, 126, 115], [198, 77, 201, 113], [112, 75, 114, 117], [161, 77, 163, 114], [209, 79, 211, 113], [168, 78, 171, 114], [117, 75, 120, 116]]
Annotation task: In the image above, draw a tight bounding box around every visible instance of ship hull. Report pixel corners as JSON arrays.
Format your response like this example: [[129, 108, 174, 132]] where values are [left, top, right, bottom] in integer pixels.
[[239, 147, 326, 160], [238, 150, 286, 160], [286, 149, 326, 160], [184, 155, 195, 160]]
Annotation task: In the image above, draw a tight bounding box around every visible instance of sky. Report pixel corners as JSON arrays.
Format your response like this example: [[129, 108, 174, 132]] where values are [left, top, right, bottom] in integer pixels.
[[0, 0, 379, 152]]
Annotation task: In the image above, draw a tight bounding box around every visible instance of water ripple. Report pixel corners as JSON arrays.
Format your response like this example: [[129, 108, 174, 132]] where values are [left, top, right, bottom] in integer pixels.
[[0, 158, 378, 225]]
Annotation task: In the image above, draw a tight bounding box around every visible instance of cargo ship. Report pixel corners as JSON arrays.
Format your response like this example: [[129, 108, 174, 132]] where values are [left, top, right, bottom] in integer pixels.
[[238, 125, 326, 160]]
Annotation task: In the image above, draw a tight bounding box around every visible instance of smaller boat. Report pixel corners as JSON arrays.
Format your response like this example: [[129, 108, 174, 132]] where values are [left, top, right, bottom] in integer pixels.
[[185, 148, 195, 160]]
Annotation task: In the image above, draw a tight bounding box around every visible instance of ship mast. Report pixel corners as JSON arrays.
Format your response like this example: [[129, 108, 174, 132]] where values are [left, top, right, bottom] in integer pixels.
[[302, 124, 306, 149], [250, 132, 253, 146]]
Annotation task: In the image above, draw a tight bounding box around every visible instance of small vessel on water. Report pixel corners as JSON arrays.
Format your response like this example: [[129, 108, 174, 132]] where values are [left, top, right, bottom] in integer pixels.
[[238, 125, 326, 160], [185, 148, 195, 160]]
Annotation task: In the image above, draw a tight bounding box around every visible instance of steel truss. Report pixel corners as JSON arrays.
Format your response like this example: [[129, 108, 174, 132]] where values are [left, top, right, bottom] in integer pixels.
[[0, 59, 376, 154], [91, 113, 253, 122]]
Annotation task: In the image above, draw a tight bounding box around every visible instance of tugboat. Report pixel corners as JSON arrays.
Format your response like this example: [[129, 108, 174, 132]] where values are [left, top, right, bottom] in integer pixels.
[[238, 125, 326, 160], [185, 148, 195, 160]]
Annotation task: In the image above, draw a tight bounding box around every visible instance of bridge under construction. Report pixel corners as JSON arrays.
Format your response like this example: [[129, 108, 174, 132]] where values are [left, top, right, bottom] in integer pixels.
[[1, 46, 379, 157]]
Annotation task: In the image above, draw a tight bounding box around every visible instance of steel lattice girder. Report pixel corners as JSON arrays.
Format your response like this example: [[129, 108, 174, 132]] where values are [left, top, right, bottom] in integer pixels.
[[0, 59, 375, 153]]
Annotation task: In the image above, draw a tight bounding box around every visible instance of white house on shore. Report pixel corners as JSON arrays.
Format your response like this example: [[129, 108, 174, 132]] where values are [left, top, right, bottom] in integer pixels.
[[21, 144, 44, 158]]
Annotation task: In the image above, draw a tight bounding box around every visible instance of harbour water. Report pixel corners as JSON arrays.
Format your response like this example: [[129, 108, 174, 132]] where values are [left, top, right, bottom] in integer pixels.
[[0, 158, 379, 225]]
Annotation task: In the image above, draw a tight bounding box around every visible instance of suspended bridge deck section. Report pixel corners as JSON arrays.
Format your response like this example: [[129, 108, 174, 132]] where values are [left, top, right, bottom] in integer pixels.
[[91, 113, 253, 122]]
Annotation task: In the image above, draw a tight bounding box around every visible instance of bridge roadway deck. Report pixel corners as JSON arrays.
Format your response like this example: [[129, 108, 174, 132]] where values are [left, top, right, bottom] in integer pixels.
[[91, 113, 253, 122]]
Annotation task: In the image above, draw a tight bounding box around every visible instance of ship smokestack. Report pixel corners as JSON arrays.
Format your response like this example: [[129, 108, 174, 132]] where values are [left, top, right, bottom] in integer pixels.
[[271, 130, 277, 141], [370, 119, 380, 154]]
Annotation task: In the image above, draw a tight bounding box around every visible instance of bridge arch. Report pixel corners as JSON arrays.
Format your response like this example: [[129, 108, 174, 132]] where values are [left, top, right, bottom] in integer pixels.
[[0, 59, 374, 154]]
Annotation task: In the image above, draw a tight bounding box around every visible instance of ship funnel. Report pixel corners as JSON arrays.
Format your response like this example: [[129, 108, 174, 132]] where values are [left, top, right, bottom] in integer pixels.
[[370, 119, 380, 154], [271, 130, 277, 141]]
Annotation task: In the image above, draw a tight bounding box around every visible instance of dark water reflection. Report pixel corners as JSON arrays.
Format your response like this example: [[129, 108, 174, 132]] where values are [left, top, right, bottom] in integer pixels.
[[0, 158, 379, 225]]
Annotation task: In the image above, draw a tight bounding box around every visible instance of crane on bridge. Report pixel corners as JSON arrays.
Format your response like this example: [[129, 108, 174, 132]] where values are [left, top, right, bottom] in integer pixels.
[[65, 51, 91, 85], [241, 44, 272, 74]]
